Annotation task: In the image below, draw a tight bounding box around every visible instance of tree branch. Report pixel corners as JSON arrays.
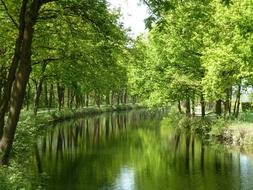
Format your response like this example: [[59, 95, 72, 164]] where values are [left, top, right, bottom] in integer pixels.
[[0, 0, 19, 29], [32, 58, 59, 66]]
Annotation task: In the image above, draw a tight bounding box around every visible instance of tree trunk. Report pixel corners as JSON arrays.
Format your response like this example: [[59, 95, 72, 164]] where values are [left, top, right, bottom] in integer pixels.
[[34, 62, 47, 115], [67, 88, 70, 108], [229, 87, 232, 115], [62, 86, 65, 109], [75, 92, 80, 109], [26, 82, 31, 111], [0, 58, 32, 164], [233, 97, 238, 115], [132, 96, 137, 105], [0, 66, 7, 103], [192, 97, 195, 117], [0, 0, 27, 140], [70, 90, 74, 108], [49, 84, 54, 110], [178, 100, 182, 114], [106, 93, 110, 105], [0, 0, 44, 164], [111, 92, 114, 106], [44, 81, 48, 107], [200, 94, 205, 117], [235, 84, 241, 118], [0, 68, 3, 102], [34, 80, 43, 115], [85, 93, 89, 107], [117, 92, 120, 106], [57, 83, 64, 111], [124, 90, 127, 104], [215, 99, 222, 116], [224, 88, 230, 118], [120, 90, 124, 104], [186, 96, 191, 117], [95, 94, 100, 108]]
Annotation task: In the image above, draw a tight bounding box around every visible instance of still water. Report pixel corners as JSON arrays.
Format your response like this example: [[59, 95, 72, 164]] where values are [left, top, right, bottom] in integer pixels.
[[36, 110, 253, 190]]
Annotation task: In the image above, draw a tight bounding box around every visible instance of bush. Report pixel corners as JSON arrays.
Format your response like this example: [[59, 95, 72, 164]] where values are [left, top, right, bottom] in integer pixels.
[[238, 111, 253, 122], [166, 108, 212, 136], [209, 119, 227, 136], [190, 118, 211, 136], [178, 116, 192, 129], [0, 169, 11, 190], [166, 108, 233, 140], [241, 102, 253, 112]]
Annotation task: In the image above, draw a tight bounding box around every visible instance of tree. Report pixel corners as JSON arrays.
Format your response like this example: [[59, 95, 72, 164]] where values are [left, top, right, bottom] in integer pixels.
[[202, 0, 253, 117], [130, 0, 213, 116], [0, 0, 128, 165]]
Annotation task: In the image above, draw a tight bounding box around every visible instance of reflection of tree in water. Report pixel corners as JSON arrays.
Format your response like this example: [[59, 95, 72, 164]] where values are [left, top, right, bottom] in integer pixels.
[[185, 132, 190, 174], [201, 139, 205, 174], [35, 111, 252, 190], [36, 110, 152, 166]]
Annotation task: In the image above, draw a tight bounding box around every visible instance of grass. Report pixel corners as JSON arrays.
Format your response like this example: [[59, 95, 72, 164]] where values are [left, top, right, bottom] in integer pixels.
[[19, 104, 144, 122], [238, 112, 253, 122], [166, 108, 253, 153], [225, 120, 253, 151]]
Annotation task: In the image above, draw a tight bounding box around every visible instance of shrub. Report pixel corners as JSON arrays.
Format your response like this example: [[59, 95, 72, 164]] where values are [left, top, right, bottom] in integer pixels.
[[241, 102, 253, 112], [208, 118, 232, 142]]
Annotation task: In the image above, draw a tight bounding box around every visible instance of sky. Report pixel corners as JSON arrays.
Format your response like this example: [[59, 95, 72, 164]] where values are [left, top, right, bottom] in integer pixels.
[[108, 0, 149, 38]]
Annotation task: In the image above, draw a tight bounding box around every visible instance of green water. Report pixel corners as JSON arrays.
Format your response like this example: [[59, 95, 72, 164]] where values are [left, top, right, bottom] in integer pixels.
[[36, 110, 253, 190]]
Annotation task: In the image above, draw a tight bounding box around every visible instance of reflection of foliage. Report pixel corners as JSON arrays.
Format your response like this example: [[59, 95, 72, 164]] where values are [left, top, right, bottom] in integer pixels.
[[37, 111, 243, 190]]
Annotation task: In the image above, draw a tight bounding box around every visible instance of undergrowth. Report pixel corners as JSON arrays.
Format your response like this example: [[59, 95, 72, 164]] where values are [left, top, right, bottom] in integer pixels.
[[166, 108, 253, 152]]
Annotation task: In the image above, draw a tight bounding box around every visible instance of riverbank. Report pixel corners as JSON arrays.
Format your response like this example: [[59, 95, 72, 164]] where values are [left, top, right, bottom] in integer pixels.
[[166, 111, 253, 153], [218, 119, 253, 152], [20, 104, 144, 122], [0, 104, 144, 190]]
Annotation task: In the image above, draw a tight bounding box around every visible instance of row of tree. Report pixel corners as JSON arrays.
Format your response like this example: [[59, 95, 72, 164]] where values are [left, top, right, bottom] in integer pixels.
[[130, 0, 253, 117], [0, 0, 138, 165]]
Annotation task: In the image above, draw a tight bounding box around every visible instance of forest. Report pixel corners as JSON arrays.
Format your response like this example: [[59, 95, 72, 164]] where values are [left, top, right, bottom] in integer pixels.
[[1, 0, 253, 189]]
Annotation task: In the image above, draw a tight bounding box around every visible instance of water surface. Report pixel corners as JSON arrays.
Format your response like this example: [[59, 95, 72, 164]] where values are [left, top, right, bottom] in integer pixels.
[[36, 110, 253, 190]]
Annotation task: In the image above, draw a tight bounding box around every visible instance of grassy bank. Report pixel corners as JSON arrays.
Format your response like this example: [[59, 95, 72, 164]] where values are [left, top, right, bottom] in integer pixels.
[[0, 104, 143, 190], [20, 104, 144, 122], [166, 110, 253, 153]]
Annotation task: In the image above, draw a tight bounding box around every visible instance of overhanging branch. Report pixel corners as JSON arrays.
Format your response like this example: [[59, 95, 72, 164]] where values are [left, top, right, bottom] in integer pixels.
[[32, 58, 59, 66]]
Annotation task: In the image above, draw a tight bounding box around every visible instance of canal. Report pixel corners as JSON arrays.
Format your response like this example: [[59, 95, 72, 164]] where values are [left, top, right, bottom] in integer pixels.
[[35, 110, 253, 190]]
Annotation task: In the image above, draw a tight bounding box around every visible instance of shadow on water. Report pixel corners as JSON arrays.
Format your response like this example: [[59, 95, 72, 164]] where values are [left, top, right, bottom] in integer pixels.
[[35, 110, 253, 190]]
